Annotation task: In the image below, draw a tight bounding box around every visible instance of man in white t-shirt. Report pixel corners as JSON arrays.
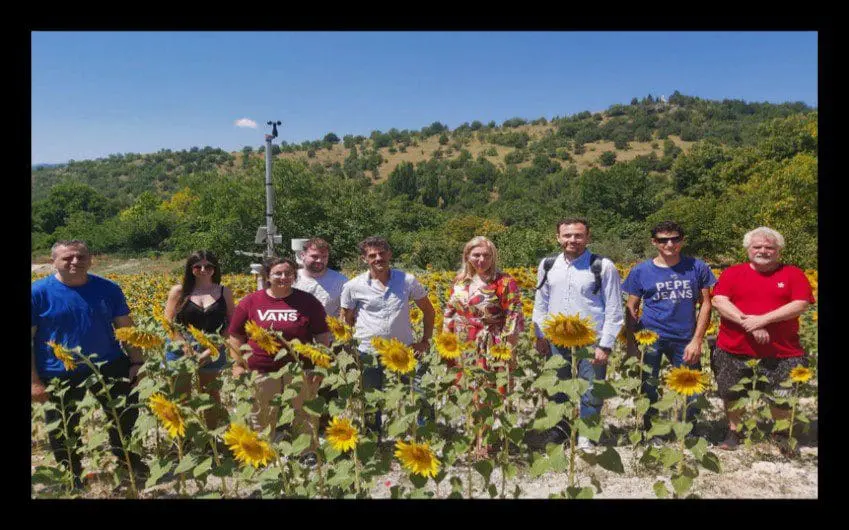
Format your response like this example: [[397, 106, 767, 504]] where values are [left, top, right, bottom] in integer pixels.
[[341, 236, 435, 436], [293, 237, 348, 318]]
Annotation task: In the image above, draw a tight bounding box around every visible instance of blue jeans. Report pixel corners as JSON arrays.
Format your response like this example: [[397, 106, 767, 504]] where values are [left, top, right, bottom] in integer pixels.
[[641, 337, 701, 427], [550, 343, 607, 420], [165, 339, 228, 373]]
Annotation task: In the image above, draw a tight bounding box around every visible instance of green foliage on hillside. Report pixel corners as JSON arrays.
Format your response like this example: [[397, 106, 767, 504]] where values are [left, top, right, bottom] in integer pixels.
[[31, 95, 817, 271]]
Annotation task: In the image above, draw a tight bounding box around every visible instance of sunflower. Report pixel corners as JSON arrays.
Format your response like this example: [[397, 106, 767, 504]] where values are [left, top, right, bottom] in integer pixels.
[[223, 423, 276, 468], [409, 305, 423, 325], [394, 440, 440, 478], [789, 366, 813, 384], [434, 332, 463, 360], [665, 367, 709, 397], [46, 341, 77, 371], [522, 298, 534, 319], [811, 311, 818, 322], [325, 316, 353, 343], [705, 321, 718, 336], [374, 337, 417, 374], [325, 417, 358, 453], [634, 329, 659, 347], [542, 313, 597, 348], [114, 326, 165, 350], [147, 393, 185, 438], [291, 340, 333, 369], [152, 305, 177, 337], [244, 320, 281, 355], [489, 343, 512, 361], [187, 325, 220, 362]]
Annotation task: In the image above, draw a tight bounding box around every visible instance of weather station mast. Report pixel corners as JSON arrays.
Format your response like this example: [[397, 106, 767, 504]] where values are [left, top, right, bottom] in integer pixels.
[[235, 120, 283, 290]]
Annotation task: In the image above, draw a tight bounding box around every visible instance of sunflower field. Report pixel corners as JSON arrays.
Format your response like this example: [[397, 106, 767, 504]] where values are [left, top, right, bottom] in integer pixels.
[[30, 266, 818, 498]]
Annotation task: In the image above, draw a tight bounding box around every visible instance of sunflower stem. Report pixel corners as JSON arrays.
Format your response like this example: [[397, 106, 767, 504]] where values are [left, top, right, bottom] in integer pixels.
[[209, 436, 228, 498], [55, 385, 77, 496], [788, 383, 798, 449], [353, 449, 361, 497], [410, 374, 417, 440], [176, 438, 185, 497], [568, 347, 578, 491], [78, 355, 140, 499]]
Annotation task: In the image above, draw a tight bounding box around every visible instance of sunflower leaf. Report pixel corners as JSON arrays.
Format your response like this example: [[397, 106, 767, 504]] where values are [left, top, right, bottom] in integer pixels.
[[615, 405, 631, 420], [473, 460, 493, 481], [772, 419, 791, 432], [303, 397, 326, 417], [548, 445, 568, 472], [672, 422, 693, 440], [356, 440, 377, 461], [596, 446, 624, 474], [699, 452, 722, 474], [685, 436, 708, 460], [671, 474, 693, 497], [576, 418, 603, 442], [628, 430, 643, 445], [193, 457, 213, 478], [174, 454, 197, 474], [646, 421, 673, 439], [530, 454, 550, 477], [531, 372, 558, 393], [653, 480, 669, 498], [542, 355, 567, 371], [291, 433, 312, 455], [660, 447, 682, 468], [566, 486, 594, 499], [409, 473, 429, 489], [652, 392, 676, 412], [590, 380, 618, 400]]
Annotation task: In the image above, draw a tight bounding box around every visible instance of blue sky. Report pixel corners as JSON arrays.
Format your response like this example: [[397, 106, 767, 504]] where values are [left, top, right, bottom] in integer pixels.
[[31, 31, 818, 165]]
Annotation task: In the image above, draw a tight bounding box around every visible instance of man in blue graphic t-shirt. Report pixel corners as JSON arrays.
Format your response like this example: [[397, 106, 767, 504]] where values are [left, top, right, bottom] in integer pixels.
[[31, 240, 149, 490], [622, 221, 717, 436]]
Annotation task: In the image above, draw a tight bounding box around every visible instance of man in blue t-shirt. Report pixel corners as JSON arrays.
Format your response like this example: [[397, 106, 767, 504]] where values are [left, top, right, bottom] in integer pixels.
[[31, 240, 149, 490], [621, 221, 717, 435]]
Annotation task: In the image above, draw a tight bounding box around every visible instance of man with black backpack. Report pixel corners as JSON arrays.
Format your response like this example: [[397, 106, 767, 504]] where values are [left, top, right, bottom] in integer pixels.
[[531, 218, 624, 450]]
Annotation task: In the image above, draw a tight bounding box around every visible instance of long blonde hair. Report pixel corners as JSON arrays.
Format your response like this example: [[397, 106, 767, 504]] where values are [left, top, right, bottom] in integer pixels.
[[456, 236, 500, 283]]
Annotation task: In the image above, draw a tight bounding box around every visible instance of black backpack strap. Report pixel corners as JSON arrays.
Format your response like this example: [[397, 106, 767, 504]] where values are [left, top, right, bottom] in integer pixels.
[[534, 253, 560, 291], [590, 253, 605, 295]]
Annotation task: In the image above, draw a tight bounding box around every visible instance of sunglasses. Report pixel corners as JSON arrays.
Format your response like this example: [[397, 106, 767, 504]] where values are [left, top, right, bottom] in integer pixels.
[[192, 264, 216, 272], [654, 236, 683, 245]]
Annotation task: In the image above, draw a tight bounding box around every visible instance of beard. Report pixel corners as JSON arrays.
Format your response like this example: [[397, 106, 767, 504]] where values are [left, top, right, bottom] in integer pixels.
[[306, 262, 326, 274]]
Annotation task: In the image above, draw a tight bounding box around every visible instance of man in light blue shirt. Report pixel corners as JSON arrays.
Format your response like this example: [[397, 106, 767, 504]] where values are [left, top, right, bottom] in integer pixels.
[[532, 218, 624, 449]]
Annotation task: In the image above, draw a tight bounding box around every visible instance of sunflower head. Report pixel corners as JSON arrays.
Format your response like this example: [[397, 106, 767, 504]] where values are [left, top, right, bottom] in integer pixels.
[[434, 332, 463, 360], [665, 367, 709, 397], [522, 298, 534, 319], [374, 338, 417, 374], [223, 423, 276, 468], [542, 313, 597, 348], [187, 325, 220, 361], [46, 340, 78, 371], [394, 440, 440, 478], [325, 316, 353, 343], [634, 329, 659, 347], [291, 340, 333, 369], [409, 305, 423, 325], [147, 393, 185, 438], [245, 320, 282, 355], [488, 343, 512, 361], [325, 417, 359, 453], [789, 366, 813, 384], [114, 326, 165, 350]]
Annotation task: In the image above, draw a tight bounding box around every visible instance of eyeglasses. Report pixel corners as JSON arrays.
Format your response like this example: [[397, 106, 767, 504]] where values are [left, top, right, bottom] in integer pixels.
[[654, 236, 682, 245], [192, 264, 216, 272]]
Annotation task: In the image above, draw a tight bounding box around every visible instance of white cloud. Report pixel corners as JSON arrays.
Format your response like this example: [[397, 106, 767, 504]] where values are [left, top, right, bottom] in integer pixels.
[[234, 118, 258, 129]]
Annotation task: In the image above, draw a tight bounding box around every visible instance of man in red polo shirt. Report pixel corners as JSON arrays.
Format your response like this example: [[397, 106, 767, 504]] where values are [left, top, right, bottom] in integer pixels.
[[711, 227, 815, 451]]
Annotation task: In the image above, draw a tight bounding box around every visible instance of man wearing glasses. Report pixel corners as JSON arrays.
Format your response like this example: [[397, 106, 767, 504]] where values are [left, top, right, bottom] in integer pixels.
[[621, 221, 717, 440]]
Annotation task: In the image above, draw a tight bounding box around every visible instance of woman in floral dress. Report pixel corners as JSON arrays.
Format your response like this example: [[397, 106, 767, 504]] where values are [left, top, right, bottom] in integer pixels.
[[443, 236, 524, 456]]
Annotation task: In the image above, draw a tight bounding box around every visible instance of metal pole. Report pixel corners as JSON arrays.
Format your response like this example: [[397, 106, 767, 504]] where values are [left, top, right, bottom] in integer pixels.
[[264, 134, 275, 258]]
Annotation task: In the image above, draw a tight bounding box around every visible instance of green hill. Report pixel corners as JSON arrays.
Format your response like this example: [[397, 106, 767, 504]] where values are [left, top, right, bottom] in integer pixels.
[[31, 92, 817, 272]]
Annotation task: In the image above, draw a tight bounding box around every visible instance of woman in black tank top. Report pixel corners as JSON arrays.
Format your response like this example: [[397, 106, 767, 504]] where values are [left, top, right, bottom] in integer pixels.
[[164, 250, 235, 429]]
